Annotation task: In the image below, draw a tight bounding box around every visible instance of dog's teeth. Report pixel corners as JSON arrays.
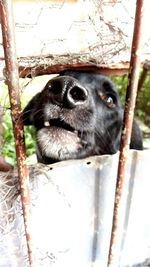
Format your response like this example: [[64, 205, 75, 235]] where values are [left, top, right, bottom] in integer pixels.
[[44, 121, 50, 127]]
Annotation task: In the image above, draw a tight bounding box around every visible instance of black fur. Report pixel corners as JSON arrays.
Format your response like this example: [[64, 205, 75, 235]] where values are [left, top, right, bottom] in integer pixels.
[[23, 71, 143, 164]]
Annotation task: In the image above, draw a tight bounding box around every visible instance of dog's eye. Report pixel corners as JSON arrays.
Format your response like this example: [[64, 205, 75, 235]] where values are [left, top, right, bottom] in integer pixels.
[[105, 95, 115, 107], [98, 92, 116, 108]]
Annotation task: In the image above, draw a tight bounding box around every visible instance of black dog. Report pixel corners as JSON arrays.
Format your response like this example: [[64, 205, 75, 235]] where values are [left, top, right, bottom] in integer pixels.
[[23, 71, 143, 164]]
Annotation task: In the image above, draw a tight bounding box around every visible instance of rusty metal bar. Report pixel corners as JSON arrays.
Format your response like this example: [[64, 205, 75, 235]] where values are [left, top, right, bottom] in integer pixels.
[[108, 0, 144, 266], [0, 1, 35, 266]]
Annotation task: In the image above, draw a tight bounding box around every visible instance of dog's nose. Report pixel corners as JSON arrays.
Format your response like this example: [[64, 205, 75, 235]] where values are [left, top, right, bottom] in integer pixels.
[[67, 82, 88, 107], [47, 76, 88, 108]]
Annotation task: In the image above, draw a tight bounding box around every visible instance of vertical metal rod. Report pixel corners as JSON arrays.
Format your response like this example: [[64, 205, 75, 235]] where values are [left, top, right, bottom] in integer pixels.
[[108, 0, 144, 266], [0, 1, 35, 266]]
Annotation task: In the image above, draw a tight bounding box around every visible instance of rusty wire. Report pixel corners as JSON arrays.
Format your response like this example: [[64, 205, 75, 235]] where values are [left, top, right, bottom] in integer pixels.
[[108, 0, 145, 266], [0, 1, 35, 266]]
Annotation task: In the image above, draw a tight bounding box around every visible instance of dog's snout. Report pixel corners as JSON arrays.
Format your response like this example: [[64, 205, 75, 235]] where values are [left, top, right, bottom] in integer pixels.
[[47, 76, 88, 108]]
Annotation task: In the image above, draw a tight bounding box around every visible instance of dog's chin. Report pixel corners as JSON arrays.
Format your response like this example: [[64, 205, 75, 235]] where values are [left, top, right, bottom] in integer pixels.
[[36, 126, 83, 161]]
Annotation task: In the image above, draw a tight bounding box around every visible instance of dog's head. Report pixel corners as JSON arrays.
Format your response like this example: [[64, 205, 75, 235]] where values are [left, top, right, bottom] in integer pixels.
[[22, 71, 142, 164]]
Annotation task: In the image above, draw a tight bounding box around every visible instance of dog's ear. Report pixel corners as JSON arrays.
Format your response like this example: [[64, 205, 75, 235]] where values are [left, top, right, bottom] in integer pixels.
[[22, 92, 41, 125]]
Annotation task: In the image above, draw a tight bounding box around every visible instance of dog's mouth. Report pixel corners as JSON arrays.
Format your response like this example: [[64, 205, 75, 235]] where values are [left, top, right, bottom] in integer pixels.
[[37, 118, 93, 161], [44, 118, 80, 137]]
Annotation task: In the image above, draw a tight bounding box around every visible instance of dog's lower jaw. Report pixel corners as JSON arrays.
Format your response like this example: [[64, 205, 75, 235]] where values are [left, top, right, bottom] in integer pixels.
[[36, 143, 95, 164], [36, 127, 95, 164]]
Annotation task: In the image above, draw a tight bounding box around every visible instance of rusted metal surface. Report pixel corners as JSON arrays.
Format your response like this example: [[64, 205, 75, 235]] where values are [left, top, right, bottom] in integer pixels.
[[0, 61, 130, 80], [108, 0, 145, 266], [0, 1, 35, 266], [18, 62, 130, 78]]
